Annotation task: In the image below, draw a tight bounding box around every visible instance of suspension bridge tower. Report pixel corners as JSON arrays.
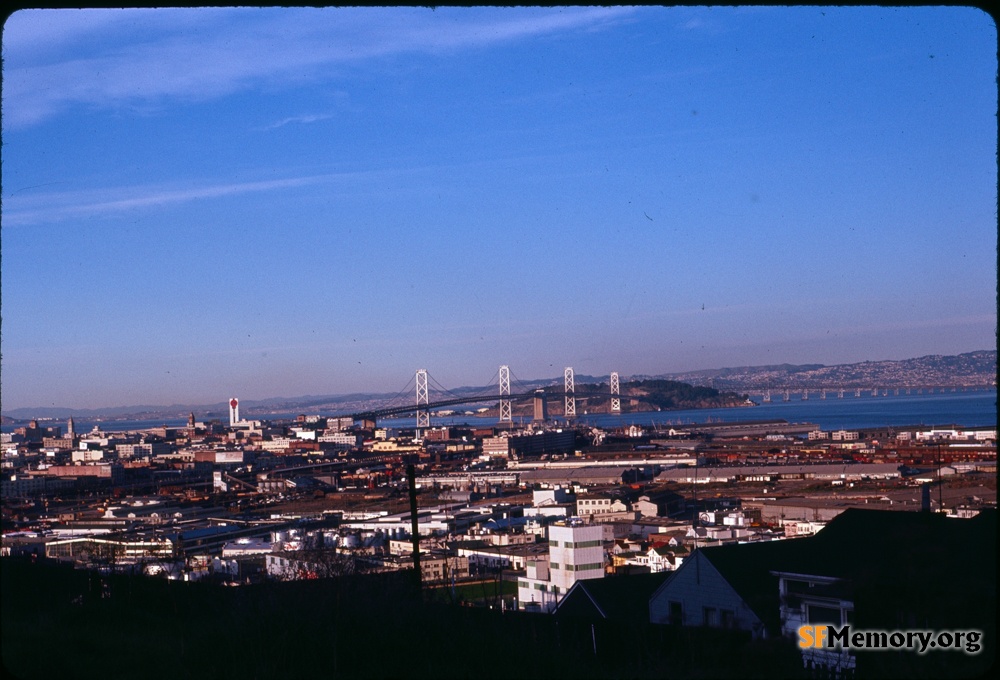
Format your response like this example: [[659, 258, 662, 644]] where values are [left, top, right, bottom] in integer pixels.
[[610, 372, 621, 414], [415, 369, 430, 429], [499, 365, 512, 424], [564, 367, 576, 419]]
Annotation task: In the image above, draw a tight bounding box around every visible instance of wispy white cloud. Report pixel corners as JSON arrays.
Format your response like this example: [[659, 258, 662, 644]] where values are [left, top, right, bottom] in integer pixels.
[[260, 113, 335, 130], [2, 6, 639, 129], [1, 147, 593, 225], [2, 172, 351, 226]]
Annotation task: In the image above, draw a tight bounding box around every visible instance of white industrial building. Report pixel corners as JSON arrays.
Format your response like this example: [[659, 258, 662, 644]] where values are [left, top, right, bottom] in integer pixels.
[[517, 519, 605, 612], [318, 432, 361, 448], [656, 463, 901, 485], [341, 504, 491, 537]]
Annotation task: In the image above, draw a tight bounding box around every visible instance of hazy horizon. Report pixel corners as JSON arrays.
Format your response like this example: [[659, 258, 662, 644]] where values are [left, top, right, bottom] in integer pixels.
[[2, 348, 994, 416], [2, 7, 996, 411]]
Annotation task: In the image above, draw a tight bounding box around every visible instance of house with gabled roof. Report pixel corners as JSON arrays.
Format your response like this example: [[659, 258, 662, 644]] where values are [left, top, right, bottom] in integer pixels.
[[646, 543, 683, 573], [612, 535, 647, 554], [767, 508, 996, 677], [554, 571, 672, 621], [649, 508, 997, 675], [648, 537, 794, 637], [633, 488, 685, 518], [650, 529, 687, 548]]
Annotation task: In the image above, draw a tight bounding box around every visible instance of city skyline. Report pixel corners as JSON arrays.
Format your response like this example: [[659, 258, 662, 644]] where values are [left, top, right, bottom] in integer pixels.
[[2, 7, 997, 411]]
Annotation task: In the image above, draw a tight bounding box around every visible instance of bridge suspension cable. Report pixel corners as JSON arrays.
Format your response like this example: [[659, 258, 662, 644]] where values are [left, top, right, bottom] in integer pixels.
[[507, 367, 535, 396], [426, 372, 465, 401], [359, 372, 418, 414]]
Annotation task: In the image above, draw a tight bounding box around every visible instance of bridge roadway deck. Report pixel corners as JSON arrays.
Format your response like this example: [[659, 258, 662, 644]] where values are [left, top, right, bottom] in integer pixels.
[[345, 389, 612, 420], [338, 385, 997, 420], [349, 394, 509, 419]]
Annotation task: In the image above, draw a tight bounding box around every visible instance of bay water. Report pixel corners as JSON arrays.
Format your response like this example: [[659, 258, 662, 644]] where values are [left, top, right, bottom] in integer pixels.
[[26, 389, 995, 434]]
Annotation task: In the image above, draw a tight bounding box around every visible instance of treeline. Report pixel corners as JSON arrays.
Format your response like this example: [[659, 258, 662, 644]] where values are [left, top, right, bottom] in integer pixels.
[[2, 558, 802, 680], [543, 379, 746, 414], [621, 379, 746, 409], [6, 557, 990, 679]]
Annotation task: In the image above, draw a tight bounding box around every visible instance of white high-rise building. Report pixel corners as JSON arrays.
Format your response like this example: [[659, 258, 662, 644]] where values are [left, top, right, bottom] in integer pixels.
[[518, 519, 605, 612], [549, 521, 604, 590]]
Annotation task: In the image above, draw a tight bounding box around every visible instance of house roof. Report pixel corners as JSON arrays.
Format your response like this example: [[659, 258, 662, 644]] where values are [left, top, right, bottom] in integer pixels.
[[690, 508, 997, 633], [694, 538, 803, 633], [638, 488, 685, 502], [766, 506, 996, 580], [647, 544, 675, 557], [554, 572, 673, 620]]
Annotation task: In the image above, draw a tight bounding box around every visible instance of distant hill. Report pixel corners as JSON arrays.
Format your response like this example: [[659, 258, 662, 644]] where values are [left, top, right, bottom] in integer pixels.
[[660, 350, 997, 391], [2, 350, 994, 423], [0, 393, 406, 424], [489, 379, 749, 417]]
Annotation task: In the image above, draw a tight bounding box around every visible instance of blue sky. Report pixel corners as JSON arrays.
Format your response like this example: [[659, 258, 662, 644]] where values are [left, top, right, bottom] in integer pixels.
[[1, 6, 996, 411]]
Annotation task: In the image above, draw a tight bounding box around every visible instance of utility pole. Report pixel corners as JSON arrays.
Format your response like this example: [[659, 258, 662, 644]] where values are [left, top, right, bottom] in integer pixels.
[[407, 464, 422, 591], [937, 444, 943, 514]]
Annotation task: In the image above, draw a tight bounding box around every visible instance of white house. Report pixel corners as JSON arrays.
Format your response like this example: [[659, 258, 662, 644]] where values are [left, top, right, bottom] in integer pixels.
[[645, 544, 684, 573], [649, 548, 770, 637]]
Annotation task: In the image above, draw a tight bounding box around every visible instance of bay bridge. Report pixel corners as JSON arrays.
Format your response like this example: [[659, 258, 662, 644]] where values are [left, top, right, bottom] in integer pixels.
[[343, 366, 623, 428], [313, 366, 992, 428]]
